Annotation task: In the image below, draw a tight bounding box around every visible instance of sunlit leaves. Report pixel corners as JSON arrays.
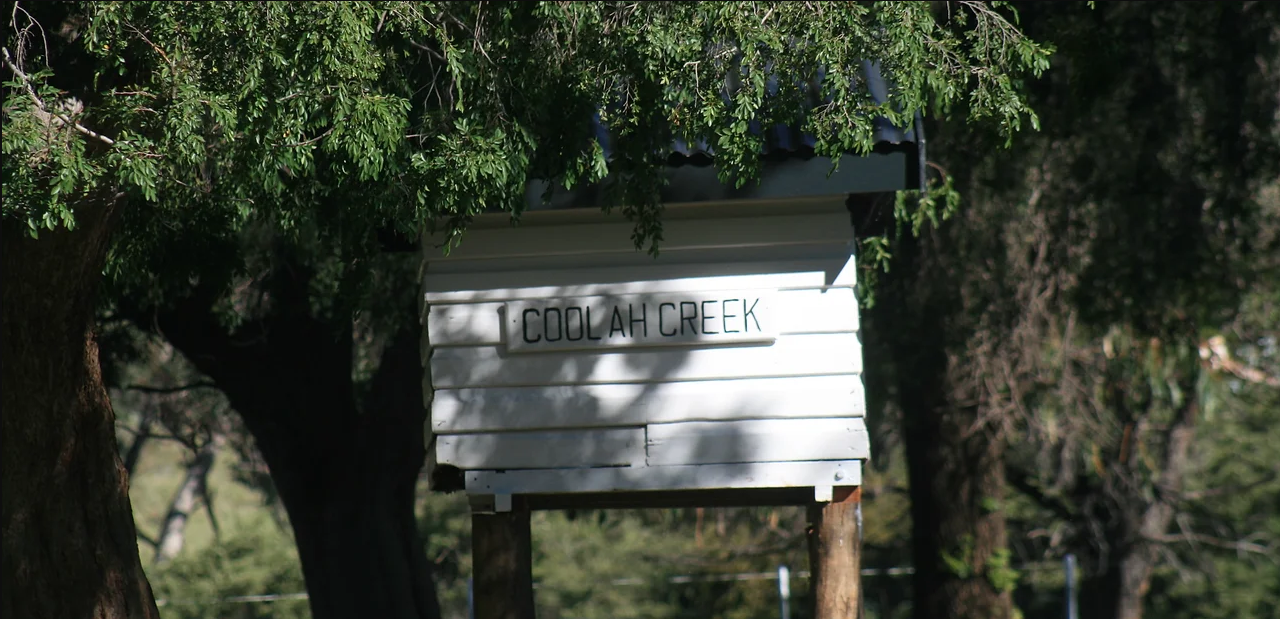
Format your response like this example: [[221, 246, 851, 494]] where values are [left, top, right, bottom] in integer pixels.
[[3, 1, 1048, 281]]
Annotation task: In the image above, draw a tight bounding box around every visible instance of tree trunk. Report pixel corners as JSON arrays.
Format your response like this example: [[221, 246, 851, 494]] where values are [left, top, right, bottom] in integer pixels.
[[899, 375, 1013, 619], [1084, 552, 1155, 619], [808, 488, 863, 619], [1083, 398, 1199, 619], [472, 499, 536, 619], [145, 269, 442, 619], [153, 437, 220, 565], [1, 202, 160, 619], [874, 231, 1015, 619], [275, 437, 438, 619], [121, 414, 153, 478]]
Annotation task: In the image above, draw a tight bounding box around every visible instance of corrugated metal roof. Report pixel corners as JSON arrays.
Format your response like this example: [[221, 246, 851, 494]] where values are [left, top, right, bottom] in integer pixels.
[[590, 61, 917, 168], [521, 62, 920, 211]]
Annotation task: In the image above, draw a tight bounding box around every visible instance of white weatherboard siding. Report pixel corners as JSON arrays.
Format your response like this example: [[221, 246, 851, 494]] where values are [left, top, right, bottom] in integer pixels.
[[645, 418, 871, 466], [466, 460, 863, 495], [427, 242, 854, 276], [430, 375, 866, 433], [420, 201, 870, 498], [430, 333, 862, 389], [435, 428, 645, 470], [422, 258, 857, 303], [430, 212, 858, 261]]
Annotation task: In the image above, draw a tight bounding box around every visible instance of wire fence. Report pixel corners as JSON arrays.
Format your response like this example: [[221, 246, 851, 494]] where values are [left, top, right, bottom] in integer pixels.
[[155, 566, 916, 607], [160, 561, 1082, 608]]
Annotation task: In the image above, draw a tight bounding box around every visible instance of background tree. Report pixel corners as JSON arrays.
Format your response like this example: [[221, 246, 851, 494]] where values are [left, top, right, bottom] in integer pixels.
[[103, 328, 237, 564], [862, 3, 1279, 619], [1004, 5, 1280, 618], [3, 2, 1049, 618]]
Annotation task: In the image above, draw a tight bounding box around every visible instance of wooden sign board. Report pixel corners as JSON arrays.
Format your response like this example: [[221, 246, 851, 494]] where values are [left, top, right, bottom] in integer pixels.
[[505, 291, 775, 352], [420, 198, 870, 508]]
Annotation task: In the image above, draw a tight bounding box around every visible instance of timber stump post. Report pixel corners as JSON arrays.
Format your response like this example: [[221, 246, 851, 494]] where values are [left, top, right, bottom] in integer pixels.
[[472, 497, 535, 619], [808, 486, 862, 619]]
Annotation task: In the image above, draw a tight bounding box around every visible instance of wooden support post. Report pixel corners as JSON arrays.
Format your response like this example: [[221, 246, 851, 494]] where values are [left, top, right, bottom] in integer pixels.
[[808, 486, 862, 619], [472, 497, 535, 619]]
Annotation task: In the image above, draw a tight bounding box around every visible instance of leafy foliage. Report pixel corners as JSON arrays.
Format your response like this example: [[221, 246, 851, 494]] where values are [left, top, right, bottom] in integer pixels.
[[5, 2, 1059, 617], [5, 2, 1049, 288], [882, 3, 1280, 616], [148, 526, 309, 619]]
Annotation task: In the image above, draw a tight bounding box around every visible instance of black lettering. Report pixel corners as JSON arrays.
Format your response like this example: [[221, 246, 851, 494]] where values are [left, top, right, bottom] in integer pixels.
[[521, 308, 542, 343], [743, 298, 761, 332], [701, 300, 719, 335], [722, 299, 739, 333], [544, 307, 563, 342], [565, 306, 585, 341], [679, 302, 698, 335], [629, 303, 648, 338], [609, 306, 626, 338], [659, 303, 678, 336], [585, 306, 603, 340]]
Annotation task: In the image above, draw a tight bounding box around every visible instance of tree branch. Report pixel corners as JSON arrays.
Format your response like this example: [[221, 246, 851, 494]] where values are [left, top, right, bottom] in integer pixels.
[[1201, 335, 1280, 387], [136, 530, 158, 550], [2, 47, 116, 146], [122, 416, 152, 477], [201, 484, 221, 542], [123, 21, 173, 69], [1147, 531, 1270, 555], [279, 127, 333, 148], [1007, 465, 1077, 521], [125, 381, 218, 394], [1180, 467, 1280, 501]]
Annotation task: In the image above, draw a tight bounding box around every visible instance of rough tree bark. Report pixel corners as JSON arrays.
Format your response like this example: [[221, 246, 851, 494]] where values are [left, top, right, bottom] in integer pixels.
[[1083, 397, 1199, 619], [141, 263, 441, 619], [899, 383, 1012, 619], [1, 200, 161, 619], [873, 230, 1015, 619]]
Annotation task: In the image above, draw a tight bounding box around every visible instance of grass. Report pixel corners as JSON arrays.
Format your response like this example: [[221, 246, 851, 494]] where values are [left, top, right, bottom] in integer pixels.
[[125, 435, 293, 570]]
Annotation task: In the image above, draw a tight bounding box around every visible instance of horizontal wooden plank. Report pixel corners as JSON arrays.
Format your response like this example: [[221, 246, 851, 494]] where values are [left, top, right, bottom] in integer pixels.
[[434, 428, 644, 470], [423, 258, 857, 303], [520, 488, 824, 510], [645, 418, 871, 466], [426, 243, 854, 276], [425, 213, 853, 261], [465, 460, 863, 494], [429, 333, 862, 389], [428, 288, 858, 348], [431, 375, 866, 433]]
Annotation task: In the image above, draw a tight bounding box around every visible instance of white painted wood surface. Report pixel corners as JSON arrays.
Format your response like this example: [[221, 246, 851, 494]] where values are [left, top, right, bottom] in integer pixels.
[[421, 201, 870, 497], [466, 460, 862, 494], [428, 288, 858, 347], [423, 257, 857, 303], [645, 418, 871, 466], [430, 242, 855, 276], [430, 332, 861, 389], [430, 375, 866, 433], [431, 212, 855, 261], [435, 428, 645, 470]]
